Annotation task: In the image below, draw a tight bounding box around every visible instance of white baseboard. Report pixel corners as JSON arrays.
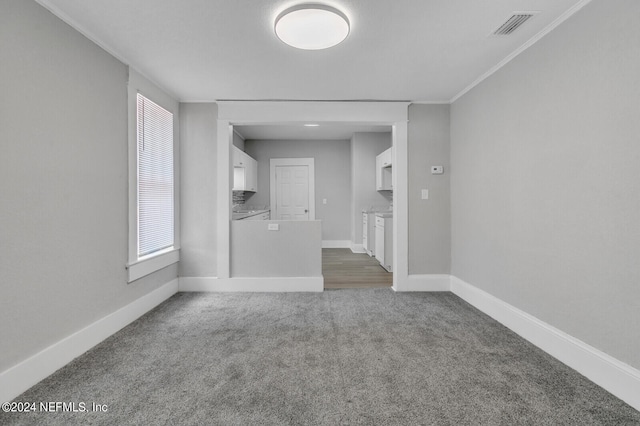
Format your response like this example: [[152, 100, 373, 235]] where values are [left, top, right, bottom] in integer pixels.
[[350, 243, 366, 254], [399, 274, 451, 292], [179, 276, 324, 292], [450, 276, 640, 412], [322, 240, 351, 249], [0, 279, 179, 403], [6, 272, 638, 412]]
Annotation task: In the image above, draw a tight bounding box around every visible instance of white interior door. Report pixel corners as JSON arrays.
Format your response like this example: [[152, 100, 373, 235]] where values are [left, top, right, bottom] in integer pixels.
[[270, 158, 315, 220], [276, 165, 309, 220]]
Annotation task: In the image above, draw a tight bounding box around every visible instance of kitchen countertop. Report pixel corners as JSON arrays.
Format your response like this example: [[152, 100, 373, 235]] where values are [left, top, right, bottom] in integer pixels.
[[232, 209, 270, 220], [363, 207, 392, 214], [375, 212, 393, 218]]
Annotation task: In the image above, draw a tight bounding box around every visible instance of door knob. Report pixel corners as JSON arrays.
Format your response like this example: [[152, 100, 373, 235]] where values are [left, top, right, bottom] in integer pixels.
[[305, 209, 308, 213]]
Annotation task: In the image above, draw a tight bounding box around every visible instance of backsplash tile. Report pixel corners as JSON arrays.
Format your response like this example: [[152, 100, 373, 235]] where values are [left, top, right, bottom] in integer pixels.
[[232, 191, 245, 205]]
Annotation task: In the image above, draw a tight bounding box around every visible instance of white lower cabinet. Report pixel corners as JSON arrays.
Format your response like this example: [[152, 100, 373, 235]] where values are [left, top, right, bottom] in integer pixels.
[[362, 212, 369, 255], [374, 214, 393, 272], [363, 212, 376, 257]]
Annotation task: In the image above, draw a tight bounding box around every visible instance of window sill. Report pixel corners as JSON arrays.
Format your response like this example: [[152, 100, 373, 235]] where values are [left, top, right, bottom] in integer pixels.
[[127, 248, 180, 283]]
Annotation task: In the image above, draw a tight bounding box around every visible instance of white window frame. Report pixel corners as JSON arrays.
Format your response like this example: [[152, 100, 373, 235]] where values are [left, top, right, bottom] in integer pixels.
[[127, 69, 180, 282]]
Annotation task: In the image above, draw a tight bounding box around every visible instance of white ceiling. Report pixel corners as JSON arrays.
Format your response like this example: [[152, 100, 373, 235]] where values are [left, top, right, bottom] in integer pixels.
[[37, 0, 590, 103]]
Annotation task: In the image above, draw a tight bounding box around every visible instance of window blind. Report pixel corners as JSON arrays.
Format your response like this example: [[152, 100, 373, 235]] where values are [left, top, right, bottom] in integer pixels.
[[137, 93, 174, 257]]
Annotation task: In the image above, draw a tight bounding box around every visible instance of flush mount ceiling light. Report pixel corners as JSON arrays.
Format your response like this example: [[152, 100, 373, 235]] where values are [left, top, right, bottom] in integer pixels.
[[275, 4, 350, 50]]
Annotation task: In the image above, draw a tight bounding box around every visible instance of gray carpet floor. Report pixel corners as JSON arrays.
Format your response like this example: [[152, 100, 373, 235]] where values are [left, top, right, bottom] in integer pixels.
[[2, 289, 639, 425]]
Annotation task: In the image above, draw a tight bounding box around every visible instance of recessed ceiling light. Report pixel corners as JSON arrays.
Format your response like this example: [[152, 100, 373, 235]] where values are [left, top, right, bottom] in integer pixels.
[[275, 4, 350, 50], [304, 123, 320, 127]]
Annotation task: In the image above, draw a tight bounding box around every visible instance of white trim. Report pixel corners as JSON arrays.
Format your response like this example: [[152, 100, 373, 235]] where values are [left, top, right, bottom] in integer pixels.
[[127, 249, 180, 282], [217, 120, 232, 280], [5, 273, 638, 412], [409, 101, 451, 105], [396, 274, 451, 292], [350, 243, 366, 254], [270, 158, 316, 220], [217, 101, 409, 122], [450, 276, 640, 412], [391, 122, 410, 291], [450, 0, 593, 103], [322, 240, 351, 248], [179, 277, 323, 292], [0, 279, 178, 403], [217, 102, 409, 289]]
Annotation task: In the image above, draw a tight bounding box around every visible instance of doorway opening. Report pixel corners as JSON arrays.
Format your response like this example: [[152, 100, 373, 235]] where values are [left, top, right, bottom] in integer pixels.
[[217, 101, 409, 291], [235, 127, 394, 289]]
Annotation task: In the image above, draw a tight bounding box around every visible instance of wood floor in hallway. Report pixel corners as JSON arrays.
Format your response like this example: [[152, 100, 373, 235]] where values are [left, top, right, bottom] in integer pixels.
[[322, 248, 393, 289]]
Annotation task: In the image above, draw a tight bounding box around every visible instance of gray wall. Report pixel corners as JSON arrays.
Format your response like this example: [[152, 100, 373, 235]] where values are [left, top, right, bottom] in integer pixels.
[[350, 132, 392, 245], [450, 0, 640, 369], [179, 103, 218, 277], [0, 0, 177, 373], [408, 104, 451, 274], [244, 139, 351, 241]]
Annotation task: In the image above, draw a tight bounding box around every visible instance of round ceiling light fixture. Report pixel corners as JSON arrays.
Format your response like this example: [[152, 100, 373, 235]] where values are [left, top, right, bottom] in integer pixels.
[[275, 4, 350, 50]]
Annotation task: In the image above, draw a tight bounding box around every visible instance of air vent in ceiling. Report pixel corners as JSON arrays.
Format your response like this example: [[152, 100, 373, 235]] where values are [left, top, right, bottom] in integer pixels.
[[492, 13, 536, 35]]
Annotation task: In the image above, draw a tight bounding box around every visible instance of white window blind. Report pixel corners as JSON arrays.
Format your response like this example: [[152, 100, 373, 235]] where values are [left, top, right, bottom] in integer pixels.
[[137, 93, 174, 257]]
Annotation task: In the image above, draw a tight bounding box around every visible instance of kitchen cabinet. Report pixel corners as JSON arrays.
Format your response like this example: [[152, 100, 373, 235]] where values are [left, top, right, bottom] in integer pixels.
[[244, 156, 257, 192], [232, 146, 243, 168], [362, 211, 376, 257], [362, 212, 368, 254], [232, 146, 258, 192], [376, 147, 393, 191], [374, 213, 393, 272]]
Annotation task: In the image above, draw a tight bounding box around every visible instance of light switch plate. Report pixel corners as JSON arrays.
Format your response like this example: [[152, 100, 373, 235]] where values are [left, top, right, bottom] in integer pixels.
[[431, 166, 444, 174], [421, 189, 429, 200], [268, 223, 279, 231]]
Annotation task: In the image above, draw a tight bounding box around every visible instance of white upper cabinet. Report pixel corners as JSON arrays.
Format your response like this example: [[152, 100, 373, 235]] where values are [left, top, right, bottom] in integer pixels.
[[245, 155, 257, 192], [376, 147, 393, 191], [232, 146, 258, 192], [232, 146, 243, 168]]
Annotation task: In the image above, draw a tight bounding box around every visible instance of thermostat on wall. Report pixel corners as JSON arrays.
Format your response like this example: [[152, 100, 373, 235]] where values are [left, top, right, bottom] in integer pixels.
[[431, 166, 444, 174]]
